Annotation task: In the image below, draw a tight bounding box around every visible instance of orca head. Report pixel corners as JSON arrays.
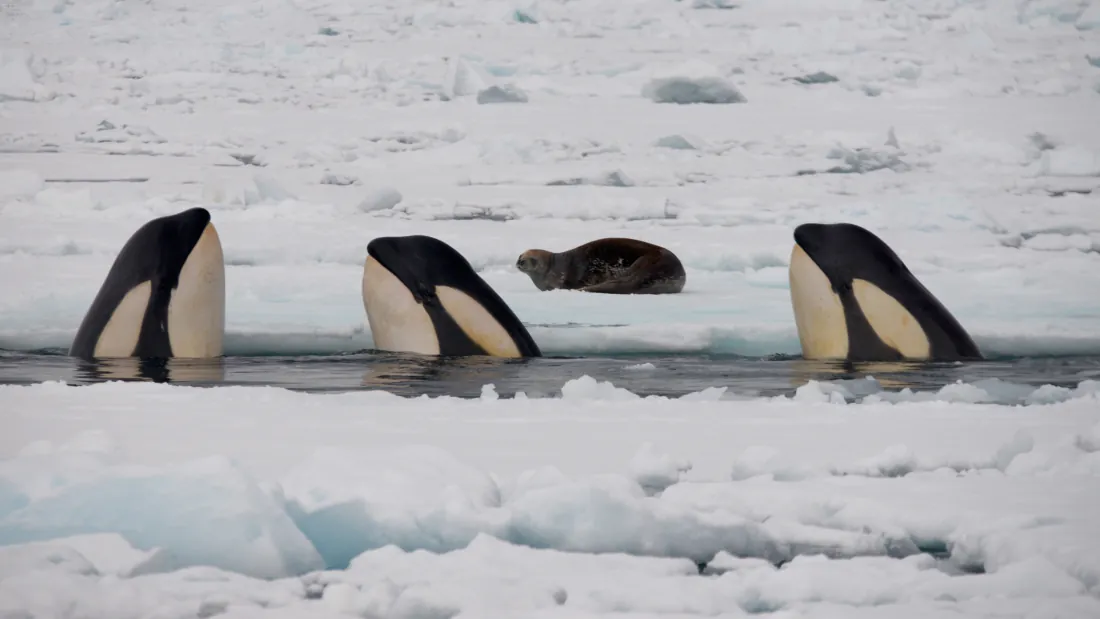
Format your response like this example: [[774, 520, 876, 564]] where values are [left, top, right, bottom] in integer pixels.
[[70, 207, 225, 360], [362, 235, 541, 358], [789, 222, 980, 362]]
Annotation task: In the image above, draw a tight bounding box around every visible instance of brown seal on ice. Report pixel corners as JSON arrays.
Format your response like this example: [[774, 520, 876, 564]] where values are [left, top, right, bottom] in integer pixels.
[[515, 238, 686, 294]]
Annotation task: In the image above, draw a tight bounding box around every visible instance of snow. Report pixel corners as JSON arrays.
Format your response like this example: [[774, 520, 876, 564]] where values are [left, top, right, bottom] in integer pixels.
[[2, 0, 1100, 615], [477, 84, 530, 104], [0, 378, 1099, 617]]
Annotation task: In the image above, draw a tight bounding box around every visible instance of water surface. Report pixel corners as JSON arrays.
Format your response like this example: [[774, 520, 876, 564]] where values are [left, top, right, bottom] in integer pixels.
[[2, 349, 1097, 399]]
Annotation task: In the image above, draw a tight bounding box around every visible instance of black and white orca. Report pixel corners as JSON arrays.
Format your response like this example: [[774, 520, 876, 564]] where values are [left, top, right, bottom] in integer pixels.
[[362, 235, 541, 358], [69, 207, 225, 360], [788, 222, 982, 362]]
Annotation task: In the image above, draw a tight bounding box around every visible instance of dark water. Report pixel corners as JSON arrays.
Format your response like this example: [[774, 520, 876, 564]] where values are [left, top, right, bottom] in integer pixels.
[[1, 349, 1098, 399]]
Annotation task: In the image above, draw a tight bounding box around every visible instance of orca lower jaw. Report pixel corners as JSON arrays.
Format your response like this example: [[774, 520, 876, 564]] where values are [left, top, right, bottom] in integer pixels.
[[362, 255, 442, 356], [789, 243, 851, 361], [165, 222, 226, 358]]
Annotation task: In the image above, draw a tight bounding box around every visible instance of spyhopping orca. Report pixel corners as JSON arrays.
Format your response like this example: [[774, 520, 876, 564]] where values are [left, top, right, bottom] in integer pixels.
[[788, 222, 982, 362], [362, 235, 541, 358], [69, 207, 226, 360]]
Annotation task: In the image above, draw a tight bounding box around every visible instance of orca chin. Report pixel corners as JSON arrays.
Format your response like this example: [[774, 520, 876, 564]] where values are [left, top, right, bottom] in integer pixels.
[[362, 235, 542, 358], [69, 207, 226, 361], [789, 241, 850, 361], [789, 222, 982, 363]]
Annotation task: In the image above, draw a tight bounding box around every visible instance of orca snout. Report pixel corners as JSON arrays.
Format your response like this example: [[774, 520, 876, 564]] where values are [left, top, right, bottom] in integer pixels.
[[793, 223, 827, 253]]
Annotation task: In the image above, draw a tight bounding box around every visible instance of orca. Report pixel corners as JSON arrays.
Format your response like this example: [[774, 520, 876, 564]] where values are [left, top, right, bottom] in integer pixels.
[[69, 207, 225, 360], [362, 235, 541, 358], [788, 222, 982, 362]]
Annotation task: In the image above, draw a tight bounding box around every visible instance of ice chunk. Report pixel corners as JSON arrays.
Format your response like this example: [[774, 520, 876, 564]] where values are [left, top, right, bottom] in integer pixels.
[[477, 84, 529, 104], [0, 455, 324, 579], [792, 71, 839, 85], [792, 380, 853, 404], [1077, 3, 1100, 30], [546, 169, 634, 187], [5, 533, 168, 577], [822, 145, 910, 174], [1076, 422, 1100, 453], [512, 4, 539, 24], [628, 442, 692, 494], [505, 475, 780, 563], [654, 134, 705, 150], [75, 120, 166, 145], [1039, 147, 1100, 177], [443, 57, 489, 100], [885, 126, 900, 149], [320, 172, 360, 186], [705, 550, 776, 575], [643, 76, 746, 104], [252, 173, 297, 203], [0, 541, 98, 579], [840, 445, 920, 478], [692, 0, 738, 8], [480, 384, 499, 401], [560, 375, 640, 401], [358, 185, 403, 212], [0, 49, 50, 102], [280, 445, 502, 569]]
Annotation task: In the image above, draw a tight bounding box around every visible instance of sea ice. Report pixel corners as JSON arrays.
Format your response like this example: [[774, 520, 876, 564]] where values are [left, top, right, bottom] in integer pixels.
[[0, 377, 1097, 616]]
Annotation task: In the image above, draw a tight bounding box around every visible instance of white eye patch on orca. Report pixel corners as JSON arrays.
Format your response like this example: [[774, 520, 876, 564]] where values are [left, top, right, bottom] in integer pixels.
[[435, 286, 522, 358], [851, 279, 930, 360], [92, 280, 153, 358]]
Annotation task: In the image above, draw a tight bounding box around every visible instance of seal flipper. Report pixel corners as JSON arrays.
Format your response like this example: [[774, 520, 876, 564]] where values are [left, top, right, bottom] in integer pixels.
[[580, 254, 679, 295], [579, 279, 643, 294]]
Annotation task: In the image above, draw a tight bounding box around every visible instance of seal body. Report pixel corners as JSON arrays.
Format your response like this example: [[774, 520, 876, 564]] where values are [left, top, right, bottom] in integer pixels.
[[69, 207, 226, 360], [788, 222, 982, 362], [516, 238, 686, 295], [362, 235, 541, 358]]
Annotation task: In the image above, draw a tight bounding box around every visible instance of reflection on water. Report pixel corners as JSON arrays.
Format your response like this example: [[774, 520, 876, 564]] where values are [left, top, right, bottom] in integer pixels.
[[75, 357, 228, 384], [786, 359, 932, 391], [1, 349, 1097, 399], [360, 354, 537, 390]]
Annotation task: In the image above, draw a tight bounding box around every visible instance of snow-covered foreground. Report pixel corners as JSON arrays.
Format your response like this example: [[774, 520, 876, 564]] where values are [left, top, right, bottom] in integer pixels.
[[1, 377, 1099, 618], [2, 0, 1100, 358]]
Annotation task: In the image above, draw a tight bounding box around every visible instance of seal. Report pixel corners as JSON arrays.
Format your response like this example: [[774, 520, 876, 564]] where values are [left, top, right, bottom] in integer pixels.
[[69, 207, 226, 360], [515, 238, 686, 294], [788, 222, 982, 362], [362, 235, 542, 358]]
